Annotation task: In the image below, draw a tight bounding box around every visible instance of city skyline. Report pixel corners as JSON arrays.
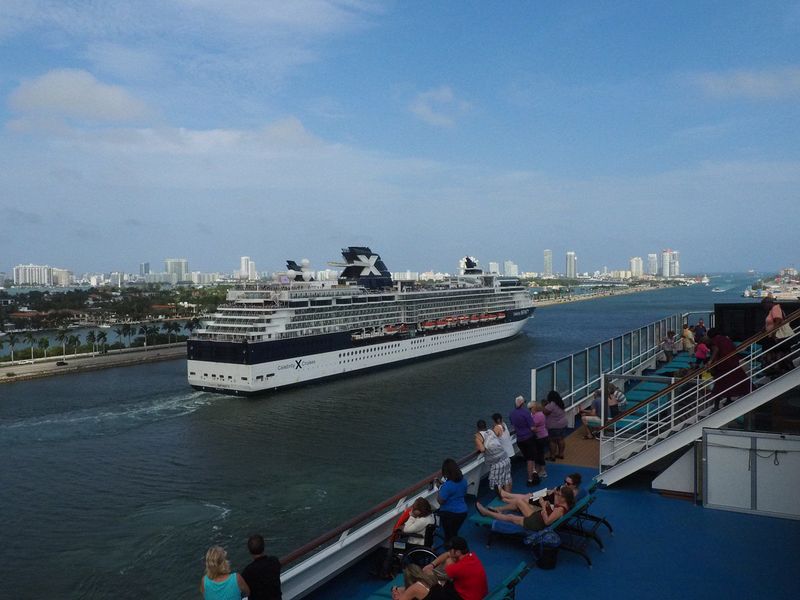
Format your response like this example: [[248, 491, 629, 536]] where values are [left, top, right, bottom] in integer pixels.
[[1, 3, 798, 272]]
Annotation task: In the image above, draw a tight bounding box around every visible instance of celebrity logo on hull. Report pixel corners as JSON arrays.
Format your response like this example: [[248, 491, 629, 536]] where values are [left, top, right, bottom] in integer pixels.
[[278, 359, 317, 371]]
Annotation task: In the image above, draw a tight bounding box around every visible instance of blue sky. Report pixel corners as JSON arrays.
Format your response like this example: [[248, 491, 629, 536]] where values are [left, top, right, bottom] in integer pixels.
[[1, 1, 798, 275]]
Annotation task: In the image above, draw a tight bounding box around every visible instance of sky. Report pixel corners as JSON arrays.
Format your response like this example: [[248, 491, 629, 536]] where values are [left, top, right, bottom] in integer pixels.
[[1, 1, 799, 276]]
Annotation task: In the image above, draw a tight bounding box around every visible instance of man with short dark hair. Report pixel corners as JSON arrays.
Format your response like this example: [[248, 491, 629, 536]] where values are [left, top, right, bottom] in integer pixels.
[[423, 536, 488, 600], [241, 533, 282, 600]]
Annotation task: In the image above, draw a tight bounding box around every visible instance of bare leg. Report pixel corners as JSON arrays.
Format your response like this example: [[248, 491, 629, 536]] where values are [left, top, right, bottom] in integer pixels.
[[476, 503, 526, 527], [527, 460, 535, 482], [499, 489, 530, 504], [557, 438, 565, 458]]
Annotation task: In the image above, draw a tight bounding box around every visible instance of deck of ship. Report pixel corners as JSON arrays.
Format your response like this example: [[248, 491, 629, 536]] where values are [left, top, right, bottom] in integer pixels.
[[311, 456, 798, 599]]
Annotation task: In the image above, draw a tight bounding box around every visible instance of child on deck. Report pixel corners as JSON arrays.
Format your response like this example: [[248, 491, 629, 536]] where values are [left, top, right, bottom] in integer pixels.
[[695, 340, 710, 368]]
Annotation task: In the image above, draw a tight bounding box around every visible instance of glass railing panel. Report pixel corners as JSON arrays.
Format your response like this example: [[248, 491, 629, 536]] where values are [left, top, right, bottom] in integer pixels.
[[612, 336, 623, 370], [573, 352, 588, 398], [601, 341, 612, 372], [556, 357, 572, 398], [535, 363, 554, 402]]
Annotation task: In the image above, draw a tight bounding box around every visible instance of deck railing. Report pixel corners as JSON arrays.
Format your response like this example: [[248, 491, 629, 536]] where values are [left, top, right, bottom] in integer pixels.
[[530, 310, 714, 414], [597, 307, 800, 472]]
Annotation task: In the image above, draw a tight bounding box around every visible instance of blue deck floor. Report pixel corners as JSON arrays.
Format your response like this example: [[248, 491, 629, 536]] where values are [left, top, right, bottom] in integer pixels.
[[310, 459, 799, 599]]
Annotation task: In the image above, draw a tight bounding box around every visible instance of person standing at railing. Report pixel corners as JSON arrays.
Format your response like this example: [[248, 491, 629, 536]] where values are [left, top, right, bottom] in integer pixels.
[[681, 324, 696, 353], [240, 534, 282, 600], [509, 395, 539, 486], [528, 402, 549, 479], [762, 297, 795, 376], [543, 390, 568, 460], [694, 319, 707, 340], [435, 458, 469, 545], [707, 328, 750, 411], [492, 412, 516, 460], [200, 546, 250, 600], [474, 420, 512, 497]]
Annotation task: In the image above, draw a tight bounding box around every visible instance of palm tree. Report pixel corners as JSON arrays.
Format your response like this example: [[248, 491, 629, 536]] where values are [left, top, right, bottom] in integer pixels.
[[97, 331, 107, 353], [184, 318, 199, 337], [138, 324, 151, 349], [122, 323, 133, 347], [147, 325, 159, 347], [38, 337, 50, 358], [114, 326, 124, 348], [68, 334, 81, 356], [25, 331, 36, 361], [0, 338, 5, 362], [171, 321, 181, 343], [86, 330, 97, 356], [56, 328, 69, 358], [7, 333, 18, 363], [162, 321, 172, 344]]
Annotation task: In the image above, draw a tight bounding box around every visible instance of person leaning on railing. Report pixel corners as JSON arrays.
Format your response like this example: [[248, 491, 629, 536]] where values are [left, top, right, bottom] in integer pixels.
[[435, 458, 469, 545]]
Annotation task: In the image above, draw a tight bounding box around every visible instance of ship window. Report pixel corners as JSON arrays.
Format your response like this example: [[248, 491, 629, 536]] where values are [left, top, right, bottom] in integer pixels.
[[190, 371, 196, 375], [241, 377, 248, 381], [204, 373, 208, 377]]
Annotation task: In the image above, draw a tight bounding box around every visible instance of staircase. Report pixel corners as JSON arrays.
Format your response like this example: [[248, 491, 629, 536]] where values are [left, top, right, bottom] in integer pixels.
[[597, 310, 800, 487]]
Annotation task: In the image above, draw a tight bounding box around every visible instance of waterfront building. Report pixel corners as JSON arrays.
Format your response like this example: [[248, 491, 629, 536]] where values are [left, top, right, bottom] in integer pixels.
[[13, 264, 53, 286], [488, 261, 500, 274], [660, 249, 672, 278], [51, 268, 73, 287], [670, 251, 681, 277], [566, 251, 577, 279], [630, 256, 644, 277], [164, 258, 189, 282], [647, 253, 658, 276], [504, 260, 519, 277], [239, 256, 259, 280], [0, 271, 6, 284], [543, 249, 553, 277], [139, 262, 150, 276]]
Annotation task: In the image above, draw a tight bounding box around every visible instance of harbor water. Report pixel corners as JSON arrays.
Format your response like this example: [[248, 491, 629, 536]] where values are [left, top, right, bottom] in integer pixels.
[[0, 278, 756, 598]]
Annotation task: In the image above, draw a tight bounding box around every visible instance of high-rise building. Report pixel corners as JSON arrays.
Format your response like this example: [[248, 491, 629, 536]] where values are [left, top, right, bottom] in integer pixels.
[[488, 261, 500, 274], [660, 250, 672, 278], [543, 249, 553, 277], [565, 252, 577, 279], [240, 256, 251, 279], [503, 260, 519, 277], [629, 257, 643, 277], [670, 251, 680, 277], [647, 254, 658, 276], [51, 268, 73, 287], [139, 262, 150, 276], [164, 258, 189, 282], [13, 264, 53, 286]]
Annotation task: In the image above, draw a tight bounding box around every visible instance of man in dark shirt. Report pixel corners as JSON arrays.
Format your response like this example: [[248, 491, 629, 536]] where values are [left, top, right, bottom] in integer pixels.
[[241, 533, 282, 600]]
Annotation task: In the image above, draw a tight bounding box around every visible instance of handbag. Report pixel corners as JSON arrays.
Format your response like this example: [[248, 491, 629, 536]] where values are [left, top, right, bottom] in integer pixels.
[[774, 308, 794, 340]]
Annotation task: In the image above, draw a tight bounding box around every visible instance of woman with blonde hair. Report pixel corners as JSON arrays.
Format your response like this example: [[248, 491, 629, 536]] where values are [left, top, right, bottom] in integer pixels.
[[200, 545, 250, 600]]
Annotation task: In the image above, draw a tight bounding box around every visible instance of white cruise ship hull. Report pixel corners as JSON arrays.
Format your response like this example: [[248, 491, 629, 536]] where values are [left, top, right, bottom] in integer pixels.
[[188, 316, 529, 395]]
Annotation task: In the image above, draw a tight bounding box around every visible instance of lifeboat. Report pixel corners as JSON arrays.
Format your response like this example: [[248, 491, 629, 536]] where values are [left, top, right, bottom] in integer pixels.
[[469, 315, 480, 325], [445, 316, 457, 328], [421, 321, 436, 331], [458, 315, 469, 326], [486, 313, 497, 322], [479, 314, 490, 322], [384, 325, 400, 335], [436, 319, 448, 329], [497, 312, 506, 320]]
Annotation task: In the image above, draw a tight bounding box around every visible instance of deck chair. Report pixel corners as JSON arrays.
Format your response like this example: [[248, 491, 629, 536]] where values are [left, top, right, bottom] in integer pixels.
[[485, 560, 531, 600]]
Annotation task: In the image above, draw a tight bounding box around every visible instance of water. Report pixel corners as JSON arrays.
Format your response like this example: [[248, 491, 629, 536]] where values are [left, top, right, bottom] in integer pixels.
[[0, 279, 757, 598]]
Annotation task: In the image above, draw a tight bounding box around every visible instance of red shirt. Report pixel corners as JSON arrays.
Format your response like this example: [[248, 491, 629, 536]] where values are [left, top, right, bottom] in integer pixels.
[[445, 552, 488, 600]]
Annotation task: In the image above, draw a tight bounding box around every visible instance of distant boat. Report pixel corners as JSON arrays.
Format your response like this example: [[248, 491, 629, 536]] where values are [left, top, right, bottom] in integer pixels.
[[701, 275, 710, 285], [711, 287, 725, 293]]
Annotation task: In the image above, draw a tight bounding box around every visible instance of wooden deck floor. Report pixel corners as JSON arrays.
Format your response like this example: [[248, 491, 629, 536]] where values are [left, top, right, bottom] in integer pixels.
[[551, 427, 599, 469]]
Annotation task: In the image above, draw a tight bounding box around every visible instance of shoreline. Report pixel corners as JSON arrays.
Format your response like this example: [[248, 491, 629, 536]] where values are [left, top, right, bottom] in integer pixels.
[[0, 344, 186, 384], [1, 285, 671, 383], [531, 284, 669, 307]]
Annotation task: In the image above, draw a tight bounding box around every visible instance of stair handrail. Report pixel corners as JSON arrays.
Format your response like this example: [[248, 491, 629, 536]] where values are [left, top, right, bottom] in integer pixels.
[[597, 306, 800, 433]]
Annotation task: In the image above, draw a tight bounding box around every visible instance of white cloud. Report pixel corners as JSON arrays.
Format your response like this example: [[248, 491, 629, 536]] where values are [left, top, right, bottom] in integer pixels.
[[9, 69, 150, 122], [690, 66, 800, 99], [409, 86, 471, 127]]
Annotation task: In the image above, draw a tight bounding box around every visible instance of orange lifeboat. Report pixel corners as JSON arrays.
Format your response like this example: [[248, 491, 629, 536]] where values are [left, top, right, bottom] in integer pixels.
[[497, 312, 506, 320]]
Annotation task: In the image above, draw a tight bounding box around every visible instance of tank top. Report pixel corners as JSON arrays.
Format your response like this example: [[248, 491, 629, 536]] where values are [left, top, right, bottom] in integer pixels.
[[480, 430, 506, 466], [496, 423, 515, 459], [203, 573, 241, 600]]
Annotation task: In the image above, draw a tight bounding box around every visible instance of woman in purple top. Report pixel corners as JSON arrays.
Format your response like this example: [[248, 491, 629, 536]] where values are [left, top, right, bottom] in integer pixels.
[[509, 395, 538, 486], [543, 390, 568, 460], [529, 401, 549, 479]]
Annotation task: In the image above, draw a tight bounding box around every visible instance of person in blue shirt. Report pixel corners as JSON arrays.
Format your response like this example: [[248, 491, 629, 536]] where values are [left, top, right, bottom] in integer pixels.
[[436, 458, 468, 544]]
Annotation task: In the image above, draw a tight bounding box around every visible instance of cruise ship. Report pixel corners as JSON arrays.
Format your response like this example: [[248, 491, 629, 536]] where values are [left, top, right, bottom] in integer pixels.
[[187, 247, 534, 394]]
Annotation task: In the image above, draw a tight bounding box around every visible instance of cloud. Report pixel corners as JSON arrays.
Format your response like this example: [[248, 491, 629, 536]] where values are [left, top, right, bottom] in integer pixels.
[[409, 86, 471, 127], [689, 66, 800, 99], [8, 69, 150, 122]]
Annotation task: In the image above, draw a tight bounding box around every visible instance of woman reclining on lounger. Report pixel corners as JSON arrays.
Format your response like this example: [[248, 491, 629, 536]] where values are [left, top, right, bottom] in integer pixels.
[[496, 473, 586, 506], [476, 486, 575, 532]]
